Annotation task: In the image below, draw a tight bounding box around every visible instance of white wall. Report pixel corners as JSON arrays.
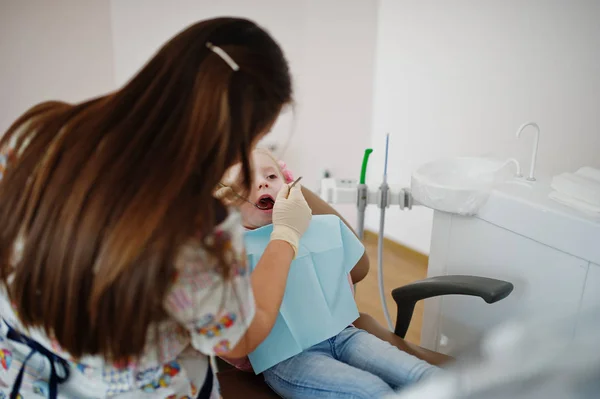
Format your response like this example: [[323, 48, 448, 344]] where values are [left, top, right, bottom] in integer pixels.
[[366, 0, 600, 254], [0, 0, 115, 132], [109, 0, 378, 223]]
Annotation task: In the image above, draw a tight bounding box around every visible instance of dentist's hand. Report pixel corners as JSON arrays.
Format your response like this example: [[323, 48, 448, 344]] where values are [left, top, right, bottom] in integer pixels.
[[270, 184, 312, 257]]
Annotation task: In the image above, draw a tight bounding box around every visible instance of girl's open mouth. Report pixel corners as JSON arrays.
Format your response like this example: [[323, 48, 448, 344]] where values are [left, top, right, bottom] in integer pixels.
[[256, 194, 275, 210]]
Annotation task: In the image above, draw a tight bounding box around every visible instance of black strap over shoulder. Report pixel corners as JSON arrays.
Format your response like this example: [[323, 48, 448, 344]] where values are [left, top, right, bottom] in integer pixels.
[[4, 319, 70, 399], [196, 362, 214, 399]]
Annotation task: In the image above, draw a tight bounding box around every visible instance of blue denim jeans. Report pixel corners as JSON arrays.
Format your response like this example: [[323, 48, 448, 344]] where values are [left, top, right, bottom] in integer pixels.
[[262, 326, 439, 398]]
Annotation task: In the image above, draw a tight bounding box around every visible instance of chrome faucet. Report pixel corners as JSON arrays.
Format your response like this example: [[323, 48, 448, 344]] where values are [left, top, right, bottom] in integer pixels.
[[516, 122, 540, 181]]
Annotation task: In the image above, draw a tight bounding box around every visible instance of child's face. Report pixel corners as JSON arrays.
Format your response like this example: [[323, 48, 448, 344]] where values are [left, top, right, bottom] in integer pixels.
[[239, 151, 285, 229]]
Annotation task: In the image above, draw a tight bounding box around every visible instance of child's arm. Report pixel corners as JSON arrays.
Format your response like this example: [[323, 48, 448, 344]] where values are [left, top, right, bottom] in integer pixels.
[[301, 187, 370, 284]]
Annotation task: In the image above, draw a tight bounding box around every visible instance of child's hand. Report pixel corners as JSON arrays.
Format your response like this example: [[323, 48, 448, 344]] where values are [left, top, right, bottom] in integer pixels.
[[214, 185, 236, 205], [270, 184, 312, 257], [214, 164, 243, 206], [213, 183, 244, 207]]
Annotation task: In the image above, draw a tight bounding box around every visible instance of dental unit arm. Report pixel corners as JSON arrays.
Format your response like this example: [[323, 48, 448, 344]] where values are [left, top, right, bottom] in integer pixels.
[[320, 134, 515, 332]]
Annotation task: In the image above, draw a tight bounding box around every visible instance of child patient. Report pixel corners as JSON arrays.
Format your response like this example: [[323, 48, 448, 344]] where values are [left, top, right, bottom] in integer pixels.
[[222, 149, 439, 399]]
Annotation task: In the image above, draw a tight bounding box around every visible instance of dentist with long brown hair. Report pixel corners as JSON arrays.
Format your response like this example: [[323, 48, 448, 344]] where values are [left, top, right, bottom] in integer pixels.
[[0, 17, 313, 399]]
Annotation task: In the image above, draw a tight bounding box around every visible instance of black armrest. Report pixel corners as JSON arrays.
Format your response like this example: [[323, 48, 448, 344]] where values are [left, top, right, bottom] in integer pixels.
[[392, 275, 514, 338]]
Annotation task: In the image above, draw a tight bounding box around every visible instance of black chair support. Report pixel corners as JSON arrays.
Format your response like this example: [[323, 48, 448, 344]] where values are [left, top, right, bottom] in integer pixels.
[[392, 275, 514, 338]]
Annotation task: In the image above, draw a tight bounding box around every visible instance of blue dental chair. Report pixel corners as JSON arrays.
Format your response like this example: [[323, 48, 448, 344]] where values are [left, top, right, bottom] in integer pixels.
[[217, 275, 514, 398]]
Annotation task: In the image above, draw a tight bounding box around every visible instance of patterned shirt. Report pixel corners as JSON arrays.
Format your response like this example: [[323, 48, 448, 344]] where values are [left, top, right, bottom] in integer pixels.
[[0, 148, 255, 398]]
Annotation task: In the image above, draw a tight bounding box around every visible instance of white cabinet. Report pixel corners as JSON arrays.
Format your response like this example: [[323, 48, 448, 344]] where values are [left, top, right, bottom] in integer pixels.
[[422, 180, 600, 355]]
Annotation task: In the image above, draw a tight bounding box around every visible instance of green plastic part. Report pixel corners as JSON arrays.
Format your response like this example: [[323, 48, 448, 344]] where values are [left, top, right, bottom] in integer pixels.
[[360, 148, 373, 184]]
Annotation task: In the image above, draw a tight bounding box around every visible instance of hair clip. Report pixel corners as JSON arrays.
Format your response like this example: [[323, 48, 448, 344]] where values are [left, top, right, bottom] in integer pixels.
[[206, 42, 239, 71]]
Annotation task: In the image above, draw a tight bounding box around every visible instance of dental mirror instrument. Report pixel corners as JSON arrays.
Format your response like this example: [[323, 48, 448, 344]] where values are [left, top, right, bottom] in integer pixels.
[[218, 176, 302, 210], [288, 176, 302, 190], [217, 182, 266, 209]]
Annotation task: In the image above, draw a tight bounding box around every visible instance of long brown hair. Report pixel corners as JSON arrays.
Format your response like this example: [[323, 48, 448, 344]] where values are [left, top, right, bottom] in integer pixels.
[[0, 17, 292, 360]]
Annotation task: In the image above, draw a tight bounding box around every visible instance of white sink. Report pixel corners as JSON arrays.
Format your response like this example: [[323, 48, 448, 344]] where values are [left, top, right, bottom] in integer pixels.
[[411, 157, 517, 215]]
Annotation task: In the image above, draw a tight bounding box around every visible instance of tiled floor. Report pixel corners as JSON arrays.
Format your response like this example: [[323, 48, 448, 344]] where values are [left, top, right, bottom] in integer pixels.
[[354, 234, 428, 345]]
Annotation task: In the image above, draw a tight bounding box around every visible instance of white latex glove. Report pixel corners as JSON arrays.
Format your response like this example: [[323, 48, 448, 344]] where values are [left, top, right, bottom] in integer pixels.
[[270, 184, 312, 257]]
